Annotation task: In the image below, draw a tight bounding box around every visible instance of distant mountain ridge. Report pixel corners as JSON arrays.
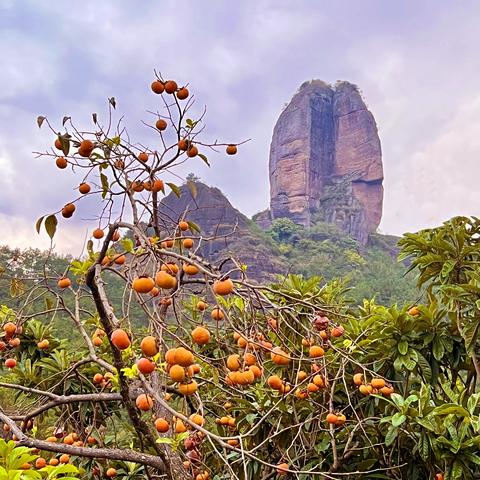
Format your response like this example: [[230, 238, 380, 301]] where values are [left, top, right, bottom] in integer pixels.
[[158, 181, 416, 304]]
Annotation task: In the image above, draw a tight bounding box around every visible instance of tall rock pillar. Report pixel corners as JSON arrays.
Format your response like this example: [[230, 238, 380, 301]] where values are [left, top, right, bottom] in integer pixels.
[[268, 80, 383, 244]]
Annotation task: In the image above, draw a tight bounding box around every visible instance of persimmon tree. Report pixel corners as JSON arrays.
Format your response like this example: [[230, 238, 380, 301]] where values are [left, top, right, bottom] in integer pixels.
[[2, 74, 476, 480]]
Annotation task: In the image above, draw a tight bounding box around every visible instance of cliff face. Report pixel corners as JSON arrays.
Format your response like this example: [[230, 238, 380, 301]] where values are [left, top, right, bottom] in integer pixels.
[[158, 182, 288, 281], [268, 80, 383, 244]]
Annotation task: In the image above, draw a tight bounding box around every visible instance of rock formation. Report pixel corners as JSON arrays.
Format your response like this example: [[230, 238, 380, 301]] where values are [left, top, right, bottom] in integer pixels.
[[266, 80, 383, 244], [158, 182, 287, 280]]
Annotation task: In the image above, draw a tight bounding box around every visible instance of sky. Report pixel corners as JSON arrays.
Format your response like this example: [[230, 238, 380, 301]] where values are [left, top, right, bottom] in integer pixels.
[[1, 0, 480, 254]]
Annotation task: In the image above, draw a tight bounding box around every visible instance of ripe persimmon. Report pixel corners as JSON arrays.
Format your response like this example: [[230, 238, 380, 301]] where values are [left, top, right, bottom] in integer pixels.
[[175, 418, 187, 433], [178, 380, 198, 395], [191, 326, 210, 345], [132, 276, 155, 294], [183, 263, 199, 275], [140, 336, 158, 356], [57, 277, 71, 289], [78, 139, 94, 157], [336, 413, 347, 426], [313, 374, 325, 388], [59, 454, 70, 464], [35, 458, 47, 469], [380, 385, 394, 396], [93, 373, 104, 384], [37, 339, 49, 350], [408, 306, 420, 316], [226, 144, 237, 155], [189, 413, 204, 426], [151, 80, 164, 94], [267, 375, 283, 390], [331, 326, 344, 337], [155, 119, 167, 131], [165, 348, 177, 364], [276, 463, 289, 475], [79, 183, 91, 194], [56, 157, 68, 169], [213, 278, 234, 296], [114, 254, 125, 265], [136, 394, 154, 411], [92, 228, 104, 239], [49, 458, 59, 466], [155, 418, 170, 433], [211, 307, 224, 321], [196, 300, 207, 311], [164, 80, 178, 94], [178, 139, 190, 151], [183, 238, 194, 249], [5, 358, 16, 369], [296, 370, 308, 382], [309, 345, 325, 358], [61, 203, 76, 218], [371, 378, 386, 389], [271, 347, 290, 366], [177, 87, 189, 100], [326, 413, 339, 424], [110, 329, 131, 350], [152, 179, 164, 192], [3, 322, 16, 336], [359, 384, 372, 396], [187, 145, 198, 157], [138, 152, 149, 162], [54, 138, 62, 150], [106, 468, 117, 478], [353, 373, 364, 386], [161, 263, 179, 274], [174, 347, 195, 367], [155, 271, 177, 289], [137, 357, 156, 375], [226, 354, 241, 371]]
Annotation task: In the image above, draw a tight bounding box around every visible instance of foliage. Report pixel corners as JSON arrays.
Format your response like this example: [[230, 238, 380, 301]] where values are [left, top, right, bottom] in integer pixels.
[[2, 73, 480, 480]]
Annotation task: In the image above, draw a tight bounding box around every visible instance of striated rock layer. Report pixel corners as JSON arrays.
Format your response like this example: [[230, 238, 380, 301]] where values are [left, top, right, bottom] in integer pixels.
[[268, 80, 383, 244]]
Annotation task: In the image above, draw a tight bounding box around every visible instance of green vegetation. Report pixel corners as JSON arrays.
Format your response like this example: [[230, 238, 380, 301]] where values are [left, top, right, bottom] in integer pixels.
[[264, 217, 418, 304]]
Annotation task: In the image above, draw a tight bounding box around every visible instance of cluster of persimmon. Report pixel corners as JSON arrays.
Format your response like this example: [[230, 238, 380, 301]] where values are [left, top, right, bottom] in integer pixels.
[[1, 321, 48, 369], [353, 373, 395, 397], [2, 423, 111, 473], [130, 263, 233, 319], [0, 322, 21, 369], [150, 77, 238, 158]]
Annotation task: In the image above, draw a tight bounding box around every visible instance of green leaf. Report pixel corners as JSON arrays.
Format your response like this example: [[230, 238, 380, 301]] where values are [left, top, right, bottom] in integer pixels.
[[156, 437, 173, 445], [187, 221, 201, 234], [35, 216, 44, 234], [59, 135, 70, 156], [432, 404, 469, 417], [385, 425, 398, 446], [100, 173, 109, 199], [44, 215, 58, 239], [198, 153, 210, 166], [432, 337, 445, 360], [398, 340, 408, 355], [121, 238, 134, 253], [166, 182, 181, 198], [391, 413, 406, 427]]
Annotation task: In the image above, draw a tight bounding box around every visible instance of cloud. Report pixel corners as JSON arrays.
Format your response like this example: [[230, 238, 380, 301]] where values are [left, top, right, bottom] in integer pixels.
[[2, 0, 480, 250]]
